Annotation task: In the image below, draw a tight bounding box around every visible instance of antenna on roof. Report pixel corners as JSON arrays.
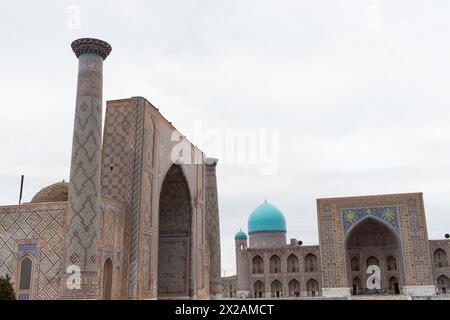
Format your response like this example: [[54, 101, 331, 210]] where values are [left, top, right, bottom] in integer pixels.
[[19, 175, 24, 205]]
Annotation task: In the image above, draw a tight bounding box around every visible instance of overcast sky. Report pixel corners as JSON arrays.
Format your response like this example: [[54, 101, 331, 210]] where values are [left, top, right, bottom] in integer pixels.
[[1, 1, 450, 275]]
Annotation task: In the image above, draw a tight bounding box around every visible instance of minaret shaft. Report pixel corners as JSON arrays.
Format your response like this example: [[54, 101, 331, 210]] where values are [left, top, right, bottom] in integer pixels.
[[62, 38, 111, 299]]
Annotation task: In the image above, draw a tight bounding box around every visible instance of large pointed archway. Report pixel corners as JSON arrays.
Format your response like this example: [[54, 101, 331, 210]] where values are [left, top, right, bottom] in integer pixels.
[[157, 164, 193, 298], [344, 217, 403, 294]]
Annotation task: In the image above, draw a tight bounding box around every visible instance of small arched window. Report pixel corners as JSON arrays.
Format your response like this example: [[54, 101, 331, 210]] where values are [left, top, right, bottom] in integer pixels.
[[252, 256, 264, 274], [366, 256, 379, 268], [269, 255, 281, 273], [17, 256, 33, 300], [271, 279, 282, 298], [305, 254, 318, 272], [434, 249, 448, 268], [351, 256, 360, 271], [287, 254, 299, 273], [386, 255, 397, 271]]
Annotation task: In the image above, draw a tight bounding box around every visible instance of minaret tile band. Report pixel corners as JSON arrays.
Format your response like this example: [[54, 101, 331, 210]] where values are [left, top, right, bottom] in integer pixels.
[[63, 38, 111, 298]]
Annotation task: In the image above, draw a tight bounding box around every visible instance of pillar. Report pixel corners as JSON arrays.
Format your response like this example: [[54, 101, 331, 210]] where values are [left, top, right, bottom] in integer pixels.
[[205, 157, 222, 298], [62, 38, 112, 299]]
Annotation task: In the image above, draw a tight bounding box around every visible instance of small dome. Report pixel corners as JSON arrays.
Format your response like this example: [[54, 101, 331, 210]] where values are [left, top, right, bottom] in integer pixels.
[[248, 201, 287, 233], [31, 181, 69, 203], [235, 229, 248, 240]]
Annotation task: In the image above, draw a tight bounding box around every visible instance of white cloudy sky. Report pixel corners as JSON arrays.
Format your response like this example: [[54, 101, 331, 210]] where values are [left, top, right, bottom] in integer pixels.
[[1, 1, 450, 275]]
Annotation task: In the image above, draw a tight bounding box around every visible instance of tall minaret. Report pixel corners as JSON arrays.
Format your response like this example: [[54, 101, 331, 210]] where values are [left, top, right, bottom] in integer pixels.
[[235, 229, 250, 298], [62, 38, 111, 299], [205, 158, 222, 298]]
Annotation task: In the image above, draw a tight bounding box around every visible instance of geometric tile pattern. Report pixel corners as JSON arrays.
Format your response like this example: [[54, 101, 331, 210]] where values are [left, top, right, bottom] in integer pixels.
[[205, 159, 221, 295], [126, 99, 144, 298], [100, 98, 145, 298], [341, 206, 400, 237], [18, 243, 37, 258], [0, 203, 65, 300], [65, 52, 104, 277]]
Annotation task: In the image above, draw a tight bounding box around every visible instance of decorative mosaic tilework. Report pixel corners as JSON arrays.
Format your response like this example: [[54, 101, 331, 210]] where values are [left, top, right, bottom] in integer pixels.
[[18, 293, 30, 300], [141, 235, 151, 290], [101, 98, 145, 298], [0, 203, 65, 300], [126, 99, 144, 298], [18, 243, 37, 258], [157, 239, 189, 295], [341, 206, 400, 236], [65, 52, 104, 276], [205, 166, 221, 293]]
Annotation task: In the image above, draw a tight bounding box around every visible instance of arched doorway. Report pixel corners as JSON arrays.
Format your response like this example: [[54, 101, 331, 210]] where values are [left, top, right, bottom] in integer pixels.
[[254, 280, 264, 298], [271, 279, 282, 298], [388, 276, 400, 294], [306, 278, 319, 297], [103, 258, 113, 300], [352, 277, 361, 295], [345, 217, 403, 293], [437, 275, 450, 294], [157, 164, 192, 298], [288, 279, 300, 297]]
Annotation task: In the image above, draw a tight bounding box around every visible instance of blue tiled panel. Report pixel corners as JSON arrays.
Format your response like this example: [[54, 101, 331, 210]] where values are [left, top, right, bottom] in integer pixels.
[[18, 293, 29, 300], [18, 243, 37, 258], [341, 206, 399, 236]]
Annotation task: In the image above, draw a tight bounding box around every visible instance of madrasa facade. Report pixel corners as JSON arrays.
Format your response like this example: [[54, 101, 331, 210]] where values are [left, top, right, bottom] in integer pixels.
[[231, 194, 450, 299], [0, 38, 221, 300]]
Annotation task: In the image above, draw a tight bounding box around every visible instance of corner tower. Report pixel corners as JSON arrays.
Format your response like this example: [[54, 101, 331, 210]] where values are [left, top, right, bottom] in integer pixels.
[[235, 229, 249, 298], [62, 38, 111, 299]]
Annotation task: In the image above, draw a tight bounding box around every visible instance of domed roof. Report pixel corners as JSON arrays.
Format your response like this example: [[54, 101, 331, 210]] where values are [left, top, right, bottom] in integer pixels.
[[248, 201, 287, 233], [31, 181, 69, 203], [235, 229, 248, 240]]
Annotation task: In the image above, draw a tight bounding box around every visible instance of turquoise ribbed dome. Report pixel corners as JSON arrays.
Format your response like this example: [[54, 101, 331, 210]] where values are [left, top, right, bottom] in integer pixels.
[[234, 229, 248, 240], [248, 201, 286, 233]]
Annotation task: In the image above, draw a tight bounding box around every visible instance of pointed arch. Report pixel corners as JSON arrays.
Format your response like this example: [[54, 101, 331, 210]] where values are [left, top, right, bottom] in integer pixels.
[[103, 257, 113, 300], [388, 276, 400, 294], [306, 278, 319, 297], [344, 214, 401, 245], [269, 254, 281, 273], [434, 248, 448, 268], [437, 274, 450, 294], [305, 253, 318, 272], [271, 279, 282, 298], [252, 255, 264, 274], [386, 255, 397, 271], [287, 254, 299, 273], [366, 256, 379, 268], [352, 277, 361, 295], [157, 164, 193, 298], [288, 279, 300, 297], [17, 255, 33, 300], [351, 256, 360, 271], [253, 280, 264, 298]]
